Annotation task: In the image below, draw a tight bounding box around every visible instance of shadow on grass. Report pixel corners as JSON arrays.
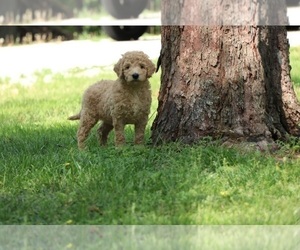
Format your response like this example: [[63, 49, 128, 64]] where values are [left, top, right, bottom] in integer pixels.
[[1, 123, 300, 226], [0, 123, 196, 224]]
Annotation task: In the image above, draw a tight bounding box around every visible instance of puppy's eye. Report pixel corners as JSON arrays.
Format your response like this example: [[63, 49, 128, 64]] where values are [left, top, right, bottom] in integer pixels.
[[140, 64, 145, 69], [125, 64, 130, 70]]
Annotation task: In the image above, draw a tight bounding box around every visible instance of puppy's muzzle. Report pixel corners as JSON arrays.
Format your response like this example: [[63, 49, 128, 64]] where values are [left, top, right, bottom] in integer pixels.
[[132, 73, 139, 80]]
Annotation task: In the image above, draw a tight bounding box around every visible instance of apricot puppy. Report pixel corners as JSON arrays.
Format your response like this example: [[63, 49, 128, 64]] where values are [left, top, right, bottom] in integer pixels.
[[68, 51, 156, 149]]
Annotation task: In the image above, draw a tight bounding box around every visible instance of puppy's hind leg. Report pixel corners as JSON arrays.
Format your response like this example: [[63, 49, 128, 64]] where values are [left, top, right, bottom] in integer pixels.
[[98, 122, 113, 146], [77, 112, 98, 149]]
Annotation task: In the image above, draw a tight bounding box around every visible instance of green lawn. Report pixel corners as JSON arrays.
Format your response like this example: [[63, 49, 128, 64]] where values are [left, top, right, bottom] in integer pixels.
[[0, 48, 299, 226], [290, 46, 300, 98]]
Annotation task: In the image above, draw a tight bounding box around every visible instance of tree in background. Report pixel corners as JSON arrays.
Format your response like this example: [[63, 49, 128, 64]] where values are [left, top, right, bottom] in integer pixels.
[[151, 0, 300, 149]]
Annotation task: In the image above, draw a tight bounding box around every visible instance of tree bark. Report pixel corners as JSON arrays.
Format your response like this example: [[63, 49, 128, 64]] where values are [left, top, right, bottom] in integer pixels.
[[151, 24, 300, 145]]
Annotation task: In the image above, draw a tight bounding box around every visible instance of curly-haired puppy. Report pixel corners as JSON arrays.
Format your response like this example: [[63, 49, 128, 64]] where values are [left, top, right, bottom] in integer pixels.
[[68, 51, 156, 149]]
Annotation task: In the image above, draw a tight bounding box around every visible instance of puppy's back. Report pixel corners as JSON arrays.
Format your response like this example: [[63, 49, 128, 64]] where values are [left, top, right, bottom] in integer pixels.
[[81, 80, 116, 123], [83, 80, 115, 104]]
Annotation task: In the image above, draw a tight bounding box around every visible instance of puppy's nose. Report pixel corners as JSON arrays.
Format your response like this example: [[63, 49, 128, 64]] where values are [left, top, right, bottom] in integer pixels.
[[132, 73, 139, 80]]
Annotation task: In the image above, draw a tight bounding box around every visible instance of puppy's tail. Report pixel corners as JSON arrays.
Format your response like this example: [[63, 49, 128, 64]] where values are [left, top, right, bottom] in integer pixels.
[[68, 112, 81, 121]]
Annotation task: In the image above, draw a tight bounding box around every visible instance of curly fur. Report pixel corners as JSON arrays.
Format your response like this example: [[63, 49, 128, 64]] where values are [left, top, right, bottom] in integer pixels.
[[68, 51, 156, 149]]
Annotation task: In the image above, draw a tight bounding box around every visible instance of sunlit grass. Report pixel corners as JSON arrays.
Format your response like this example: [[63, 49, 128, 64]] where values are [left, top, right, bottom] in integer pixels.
[[290, 46, 300, 99], [290, 46, 300, 84]]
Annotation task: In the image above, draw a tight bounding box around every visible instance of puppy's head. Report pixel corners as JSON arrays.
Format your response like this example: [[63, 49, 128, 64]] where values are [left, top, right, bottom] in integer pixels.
[[114, 51, 156, 84]]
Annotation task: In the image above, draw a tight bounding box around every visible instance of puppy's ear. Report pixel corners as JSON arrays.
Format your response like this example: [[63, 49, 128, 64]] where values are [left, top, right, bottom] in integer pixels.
[[147, 60, 156, 78], [114, 57, 123, 78]]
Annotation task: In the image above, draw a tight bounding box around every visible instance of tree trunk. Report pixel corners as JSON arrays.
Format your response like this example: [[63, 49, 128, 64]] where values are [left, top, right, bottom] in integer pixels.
[[151, 24, 300, 145]]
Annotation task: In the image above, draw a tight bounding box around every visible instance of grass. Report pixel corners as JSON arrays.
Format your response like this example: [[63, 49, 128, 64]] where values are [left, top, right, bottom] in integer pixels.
[[290, 46, 300, 95], [0, 49, 300, 227]]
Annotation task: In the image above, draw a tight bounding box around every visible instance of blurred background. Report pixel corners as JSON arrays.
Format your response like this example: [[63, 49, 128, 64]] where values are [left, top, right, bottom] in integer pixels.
[[0, 0, 160, 44], [0, 0, 299, 45]]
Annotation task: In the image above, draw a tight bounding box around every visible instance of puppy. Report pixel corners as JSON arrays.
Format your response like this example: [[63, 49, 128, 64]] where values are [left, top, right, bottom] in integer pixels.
[[68, 51, 156, 149]]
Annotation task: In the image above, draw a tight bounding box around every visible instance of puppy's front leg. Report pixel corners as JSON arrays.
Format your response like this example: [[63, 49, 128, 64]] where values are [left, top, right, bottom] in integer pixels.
[[134, 120, 147, 145], [113, 120, 126, 146]]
